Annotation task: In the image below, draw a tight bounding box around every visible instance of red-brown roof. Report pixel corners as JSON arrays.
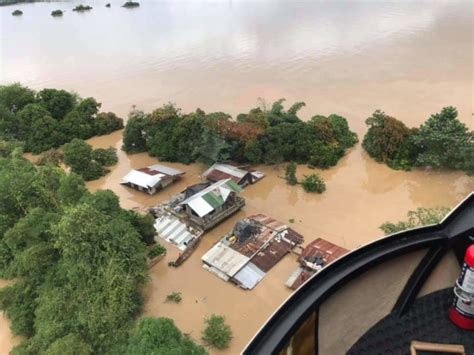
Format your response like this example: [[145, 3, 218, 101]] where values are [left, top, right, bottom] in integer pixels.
[[300, 238, 348, 264]]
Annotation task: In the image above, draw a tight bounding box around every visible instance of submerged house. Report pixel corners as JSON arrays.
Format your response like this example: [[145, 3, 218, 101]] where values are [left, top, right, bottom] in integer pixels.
[[203, 163, 265, 187], [202, 214, 304, 290], [151, 179, 245, 266], [121, 164, 184, 195], [286, 238, 348, 290], [245, 193, 474, 354], [179, 179, 245, 231]]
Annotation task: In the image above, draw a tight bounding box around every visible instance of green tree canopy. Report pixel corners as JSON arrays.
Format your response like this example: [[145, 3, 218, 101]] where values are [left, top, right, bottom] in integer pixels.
[[0, 154, 153, 354], [122, 100, 358, 169], [0, 84, 123, 154], [126, 318, 207, 355]]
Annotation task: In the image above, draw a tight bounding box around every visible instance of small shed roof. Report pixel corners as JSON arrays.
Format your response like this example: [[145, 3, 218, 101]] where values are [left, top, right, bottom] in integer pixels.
[[180, 179, 242, 217], [146, 164, 184, 177], [203, 163, 247, 183]]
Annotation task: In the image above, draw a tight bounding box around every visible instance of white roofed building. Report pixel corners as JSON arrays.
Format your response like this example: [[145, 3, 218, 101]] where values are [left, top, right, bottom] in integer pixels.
[[121, 164, 184, 195]]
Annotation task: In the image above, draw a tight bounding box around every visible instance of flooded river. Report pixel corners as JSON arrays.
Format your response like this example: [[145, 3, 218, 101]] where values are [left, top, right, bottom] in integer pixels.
[[1, 0, 473, 353]]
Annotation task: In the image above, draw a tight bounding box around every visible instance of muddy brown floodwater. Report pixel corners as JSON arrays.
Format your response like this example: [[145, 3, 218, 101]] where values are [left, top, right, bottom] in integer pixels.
[[1, 0, 473, 353], [85, 128, 474, 355]]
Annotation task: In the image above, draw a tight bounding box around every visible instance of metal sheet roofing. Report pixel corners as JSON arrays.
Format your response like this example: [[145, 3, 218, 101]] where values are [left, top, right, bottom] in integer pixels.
[[203, 163, 266, 185], [233, 262, 266, 290], [201, 243, 250, 277], [147, 164, 184, 177], [180, 179, 242, 217], [121, 170, 165, 189], [204, 163, 247, 180], [122, 164, 184, 189]]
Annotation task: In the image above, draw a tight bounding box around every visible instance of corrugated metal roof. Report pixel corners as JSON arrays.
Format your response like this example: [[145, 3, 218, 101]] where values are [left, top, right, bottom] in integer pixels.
[[202, 214, 304, 290], [203, 163, 247, 180], [187, 198, 214, 218], [203, 163, 266, 185], [233, 262, 266, 290], [201, 243, 250, 277], [148, 164, 184, 176], [122, 164, 183, 189], [202, 192, 224, 209], [180, 179, 242, 217], [121, 170, 165, 189], [154, 213, 197, 250]]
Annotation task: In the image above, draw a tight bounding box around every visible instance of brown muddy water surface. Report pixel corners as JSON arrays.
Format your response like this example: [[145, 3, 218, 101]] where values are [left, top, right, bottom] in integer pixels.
[[1, 0, 473, 353]]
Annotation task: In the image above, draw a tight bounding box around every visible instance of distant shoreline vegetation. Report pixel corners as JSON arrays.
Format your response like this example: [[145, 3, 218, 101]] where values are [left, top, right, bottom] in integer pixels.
[[122, 99, 358, 169], [122, 1, 139, 8], [72, 4, 92, 12], [0, 0, 34, 7]]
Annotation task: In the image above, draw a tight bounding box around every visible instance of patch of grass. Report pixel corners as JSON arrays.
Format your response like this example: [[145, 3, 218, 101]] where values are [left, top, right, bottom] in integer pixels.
[[289, 218, 295, 223]]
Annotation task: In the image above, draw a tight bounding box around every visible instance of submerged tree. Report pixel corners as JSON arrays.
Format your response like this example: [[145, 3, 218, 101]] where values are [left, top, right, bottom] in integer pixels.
[[63, 139, 117, 181], [201, 314, 232, 350], [285, 162, 298, 185], [363, 107, 473, 174], [127, 318, 206, 354], [380, 207, 451, 235], [121, 100, 358, 169], [301, 174, 326, 193], [0, 84, 123, 154]]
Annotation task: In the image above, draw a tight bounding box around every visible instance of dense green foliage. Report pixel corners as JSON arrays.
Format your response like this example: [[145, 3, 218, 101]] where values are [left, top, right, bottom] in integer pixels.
[[0, 151, 156, 354], [0, 84, 123, 154], [126, 318, 207, 355], [51, 9, 63, 16], [122, 100, 357, 168], [11, 9, 22, 15], [285, 162, 298, 185], [380, 207, 450, 235], [36, 149, 64, 167], [363, 107, 473, 173], [201, 314, 232, 350], [301, 174, 326, 193], [63, 139, 117, 181], [148, 244, 166, 259]]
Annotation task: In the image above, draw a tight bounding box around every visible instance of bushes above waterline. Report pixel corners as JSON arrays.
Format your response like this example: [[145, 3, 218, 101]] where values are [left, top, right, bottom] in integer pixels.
[[363, 107, 473, 174], [122, 99, 358, 168], [63, 139, 118, 181], [0, 84, 124, 154], [122, 1, 139, 8], [72, 4, 92, 11]]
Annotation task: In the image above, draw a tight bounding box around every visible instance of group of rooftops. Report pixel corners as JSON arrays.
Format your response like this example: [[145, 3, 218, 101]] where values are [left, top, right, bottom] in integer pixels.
[[121, 161, 347, 289]]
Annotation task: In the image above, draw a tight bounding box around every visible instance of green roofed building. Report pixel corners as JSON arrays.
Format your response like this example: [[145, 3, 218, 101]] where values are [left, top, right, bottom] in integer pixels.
[[179, 179, 244, 230], [150, 179, 245, 266]]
